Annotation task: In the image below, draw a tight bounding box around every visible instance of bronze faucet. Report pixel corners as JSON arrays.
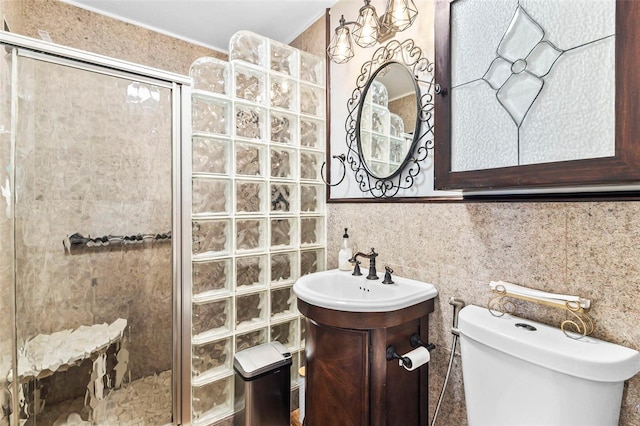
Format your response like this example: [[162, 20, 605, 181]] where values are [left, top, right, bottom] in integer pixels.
[[349, 248, 378, 280]]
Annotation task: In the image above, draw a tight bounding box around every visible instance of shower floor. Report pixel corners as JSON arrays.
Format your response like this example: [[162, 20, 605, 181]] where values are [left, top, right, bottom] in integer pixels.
[[31, 370, 172, 425]]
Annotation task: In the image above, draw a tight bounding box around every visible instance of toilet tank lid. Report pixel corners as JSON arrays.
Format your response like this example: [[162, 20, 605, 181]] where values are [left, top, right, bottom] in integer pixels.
[[458, 304, 640, 383]]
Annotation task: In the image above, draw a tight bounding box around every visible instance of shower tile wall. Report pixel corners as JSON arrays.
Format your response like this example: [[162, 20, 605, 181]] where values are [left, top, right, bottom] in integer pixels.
[[0, 7, 229, 358], [14, 55, 173, 374], [190, 32, 326, 424], [3, 0, 227, 74], [0, 2, 227, 424]]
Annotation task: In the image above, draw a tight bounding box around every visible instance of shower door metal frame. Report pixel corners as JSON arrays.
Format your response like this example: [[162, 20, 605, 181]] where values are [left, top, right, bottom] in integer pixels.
[[1, 30, 193, 426]]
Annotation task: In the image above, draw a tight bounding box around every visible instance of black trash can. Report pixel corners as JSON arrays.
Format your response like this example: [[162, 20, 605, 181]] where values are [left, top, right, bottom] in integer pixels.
[[233, 341, 292, 426]]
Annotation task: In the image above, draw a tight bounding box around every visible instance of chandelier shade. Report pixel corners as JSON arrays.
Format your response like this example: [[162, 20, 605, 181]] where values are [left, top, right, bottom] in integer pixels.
[[353, 1, 381, 48], [386, 0, 418, 32], [327, 16, 356, 64]]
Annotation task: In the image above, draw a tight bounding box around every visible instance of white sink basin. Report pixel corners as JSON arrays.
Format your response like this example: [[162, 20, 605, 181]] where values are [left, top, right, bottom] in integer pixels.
[[293, 269, 438, 312]]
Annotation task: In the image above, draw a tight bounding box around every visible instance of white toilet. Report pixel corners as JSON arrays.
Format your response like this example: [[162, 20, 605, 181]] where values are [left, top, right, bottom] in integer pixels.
[[458, 304, 640, 426]]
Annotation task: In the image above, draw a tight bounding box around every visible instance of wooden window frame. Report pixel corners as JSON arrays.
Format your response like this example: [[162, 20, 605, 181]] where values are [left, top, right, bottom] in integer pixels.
[[434, 0, 640, 191]]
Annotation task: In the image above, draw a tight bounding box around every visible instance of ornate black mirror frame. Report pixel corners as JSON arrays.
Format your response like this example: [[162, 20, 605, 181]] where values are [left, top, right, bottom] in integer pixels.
[[345, 39, 436, 198]]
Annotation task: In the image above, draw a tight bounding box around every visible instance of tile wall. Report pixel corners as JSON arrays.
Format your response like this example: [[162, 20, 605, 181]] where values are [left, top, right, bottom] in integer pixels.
[[327, 202, 640, 425], [2, 0, 226, 74]]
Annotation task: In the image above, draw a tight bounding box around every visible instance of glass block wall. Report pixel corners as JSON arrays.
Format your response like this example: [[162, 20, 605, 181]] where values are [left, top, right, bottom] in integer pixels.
[[189, 31, 326, 425], [359, 80, 412, 177]]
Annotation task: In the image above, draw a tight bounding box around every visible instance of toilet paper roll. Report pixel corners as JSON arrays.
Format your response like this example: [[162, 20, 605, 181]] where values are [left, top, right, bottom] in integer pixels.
[[400, 347, 430, 371]]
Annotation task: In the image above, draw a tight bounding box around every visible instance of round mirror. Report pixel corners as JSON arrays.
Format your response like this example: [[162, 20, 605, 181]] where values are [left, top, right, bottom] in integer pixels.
[[356, 61, 419, 179]]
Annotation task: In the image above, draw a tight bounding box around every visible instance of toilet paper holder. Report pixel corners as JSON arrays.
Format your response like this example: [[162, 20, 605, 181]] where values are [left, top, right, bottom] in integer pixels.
[[409, 334, 435, 351], [386, 334, 435, 369]]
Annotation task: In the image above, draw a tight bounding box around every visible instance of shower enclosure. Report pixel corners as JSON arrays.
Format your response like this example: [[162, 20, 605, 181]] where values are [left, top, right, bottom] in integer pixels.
[[0, 32, 190, 425], [1, 29, 327, 426]]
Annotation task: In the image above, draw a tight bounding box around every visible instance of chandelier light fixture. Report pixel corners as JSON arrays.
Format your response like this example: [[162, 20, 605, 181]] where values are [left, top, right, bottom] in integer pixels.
[[327, 0, 419, 64]]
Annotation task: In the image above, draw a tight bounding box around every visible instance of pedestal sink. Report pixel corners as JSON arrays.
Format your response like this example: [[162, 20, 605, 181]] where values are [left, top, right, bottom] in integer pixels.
[[294, 269, 438, 426]]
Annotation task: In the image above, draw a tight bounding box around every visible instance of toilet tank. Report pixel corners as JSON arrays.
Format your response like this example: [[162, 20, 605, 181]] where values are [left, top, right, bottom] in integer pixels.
[[458, 305, 640, 426]]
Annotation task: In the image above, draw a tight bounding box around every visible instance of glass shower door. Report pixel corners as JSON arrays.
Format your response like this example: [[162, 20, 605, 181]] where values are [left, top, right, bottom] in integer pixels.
[[0, 40, 15, 426], [10, 51, 175, 425]]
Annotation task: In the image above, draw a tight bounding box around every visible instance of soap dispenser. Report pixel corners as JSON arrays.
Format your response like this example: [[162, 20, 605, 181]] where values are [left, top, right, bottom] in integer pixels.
[[338, 228, 352, 271]]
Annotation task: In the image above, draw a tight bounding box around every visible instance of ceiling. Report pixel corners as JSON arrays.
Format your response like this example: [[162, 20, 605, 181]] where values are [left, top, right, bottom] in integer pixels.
[[61, 0, 339, 53]]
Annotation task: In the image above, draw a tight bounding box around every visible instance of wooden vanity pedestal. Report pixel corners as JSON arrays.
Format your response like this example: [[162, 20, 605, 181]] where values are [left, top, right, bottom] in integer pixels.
[[298, 298, 435, 426]]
